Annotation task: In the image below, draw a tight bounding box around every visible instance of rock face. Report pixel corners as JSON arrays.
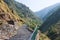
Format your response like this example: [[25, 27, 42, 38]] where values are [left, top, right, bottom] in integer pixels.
[[0, 0, 24, 40]]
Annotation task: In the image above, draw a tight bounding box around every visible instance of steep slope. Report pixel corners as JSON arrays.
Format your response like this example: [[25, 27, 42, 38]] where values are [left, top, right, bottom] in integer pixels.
[[4, 0, 42, 30], [35, 3, 60, 21], [39, 4, 60, 40], [0, 0, 24, 40]]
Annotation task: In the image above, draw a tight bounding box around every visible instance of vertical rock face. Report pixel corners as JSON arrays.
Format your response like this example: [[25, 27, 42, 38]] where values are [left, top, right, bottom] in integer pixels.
[[0, 0, 24, 40]]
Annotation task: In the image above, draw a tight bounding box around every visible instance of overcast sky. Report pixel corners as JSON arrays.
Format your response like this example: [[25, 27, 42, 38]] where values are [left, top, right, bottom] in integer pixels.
[[15, 0, 60, 12]]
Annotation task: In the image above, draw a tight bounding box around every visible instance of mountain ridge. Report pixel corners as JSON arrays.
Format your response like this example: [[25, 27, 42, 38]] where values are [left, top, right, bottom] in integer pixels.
[[39, 3, 60, 40], [35, 3, 60, 21]]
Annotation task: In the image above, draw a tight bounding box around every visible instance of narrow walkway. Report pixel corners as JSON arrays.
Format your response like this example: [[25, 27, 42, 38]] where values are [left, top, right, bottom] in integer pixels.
[[9, 25, 32, 40]]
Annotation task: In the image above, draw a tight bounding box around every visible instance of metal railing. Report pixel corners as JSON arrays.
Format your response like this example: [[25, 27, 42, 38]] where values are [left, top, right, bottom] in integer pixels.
[[29, 26, 39, 40]]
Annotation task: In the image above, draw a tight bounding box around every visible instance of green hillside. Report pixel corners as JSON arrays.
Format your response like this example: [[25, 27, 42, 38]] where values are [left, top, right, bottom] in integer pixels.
[[39, 5, 60, 40], [4, 0, 42, 30]]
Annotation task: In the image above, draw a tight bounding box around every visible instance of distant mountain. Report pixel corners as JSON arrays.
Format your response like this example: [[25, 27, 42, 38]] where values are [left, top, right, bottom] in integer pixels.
[[35, 3, 60, 21], [39, 4, 60, 40]]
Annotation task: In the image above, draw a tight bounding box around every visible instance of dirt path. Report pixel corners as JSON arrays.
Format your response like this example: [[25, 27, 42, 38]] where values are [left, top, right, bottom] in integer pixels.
[[9, 25, 32, 40]]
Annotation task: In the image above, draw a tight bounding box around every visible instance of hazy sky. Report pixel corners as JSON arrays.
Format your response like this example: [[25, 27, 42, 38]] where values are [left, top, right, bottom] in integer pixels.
[[15, 0, 60, 12]]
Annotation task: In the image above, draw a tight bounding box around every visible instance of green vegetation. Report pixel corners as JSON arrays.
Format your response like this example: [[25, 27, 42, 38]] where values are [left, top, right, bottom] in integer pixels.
[[4, 0, 42, 30], [39, 5, 60, 40], [39, 33, 50, 40]]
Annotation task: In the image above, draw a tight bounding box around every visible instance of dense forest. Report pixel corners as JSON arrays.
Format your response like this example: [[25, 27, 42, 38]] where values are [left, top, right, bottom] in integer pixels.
[[39, 4, 60, 40]]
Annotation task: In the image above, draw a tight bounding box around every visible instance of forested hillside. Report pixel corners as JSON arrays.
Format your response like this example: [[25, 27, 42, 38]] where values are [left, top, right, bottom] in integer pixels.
[[4, 0, 42, 30], [39, 4, 60, 40]]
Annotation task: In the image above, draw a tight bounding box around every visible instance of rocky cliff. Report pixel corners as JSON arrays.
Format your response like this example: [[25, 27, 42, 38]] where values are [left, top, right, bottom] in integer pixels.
[[0, 0, 24, 40]]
